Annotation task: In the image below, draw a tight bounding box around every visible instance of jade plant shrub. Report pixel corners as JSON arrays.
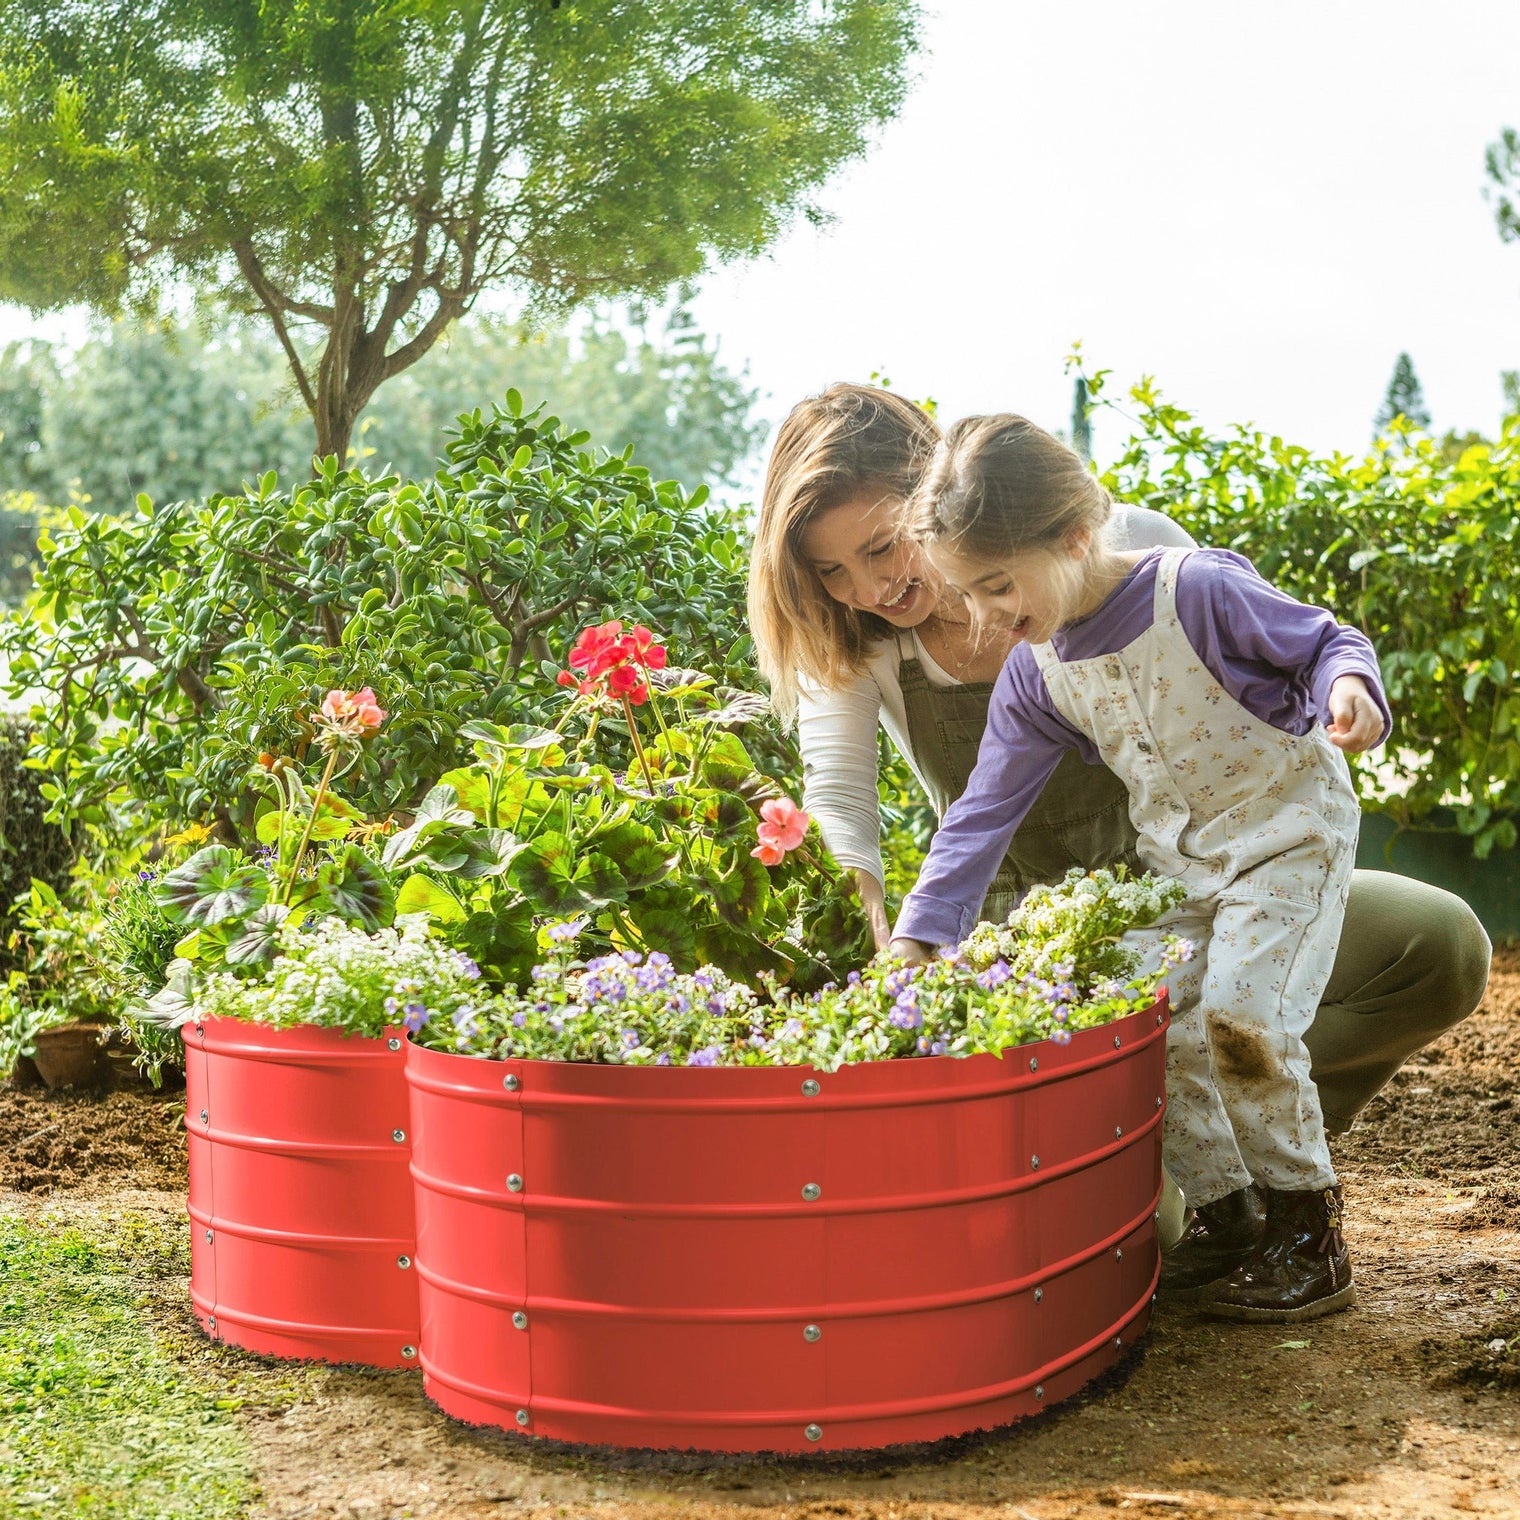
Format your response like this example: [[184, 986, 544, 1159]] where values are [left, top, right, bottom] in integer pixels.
[[409, 867, 1190, 1068], [1077, 363, 1520, 857], [1, 391, 760, 843], [0, 714, 76, 976], [385, 620, 874, 991]]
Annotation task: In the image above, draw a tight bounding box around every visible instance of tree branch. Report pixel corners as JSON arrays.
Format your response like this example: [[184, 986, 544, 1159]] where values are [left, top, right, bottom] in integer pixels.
[[232, 241, 321, 414]]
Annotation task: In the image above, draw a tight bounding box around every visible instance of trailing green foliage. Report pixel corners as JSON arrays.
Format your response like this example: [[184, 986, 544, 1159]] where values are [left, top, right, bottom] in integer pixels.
[[0, 1213, 252, 1518], [4, 395, 760, 841], [1080, 365, 1520, 856]]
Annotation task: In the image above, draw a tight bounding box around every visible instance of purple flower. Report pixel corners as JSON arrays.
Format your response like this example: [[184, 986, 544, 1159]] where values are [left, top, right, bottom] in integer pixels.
[[138, 869, 155, 882], [748, 1031, 768, 1049], [692, 968, 715, 989], [513, 1009, 528, 1027], [779, 1018, 803, 1040], [977, 960, 1012, 991], [646, 951, 671, 969], [621, 949, 643, 967], [930, 1039, 948, 1056], [546, 917, 586, 943], [454, 953, 482, 981], [655, 1052, 672, 1066], [846, 970, 861, 986], [1051, 1027, 1073, 1046], [685, 1045, 721, 1067], [621, 1029, 641, 1050], [705, 995, 726, 1017], [916, 1036, 931, 1055], [383, 997, 400, 1016], [403, 1001, 430, 1033]]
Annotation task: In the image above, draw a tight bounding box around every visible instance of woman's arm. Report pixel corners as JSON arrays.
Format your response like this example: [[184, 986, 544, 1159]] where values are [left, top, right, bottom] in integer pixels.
[[797, 670, 894, 946]]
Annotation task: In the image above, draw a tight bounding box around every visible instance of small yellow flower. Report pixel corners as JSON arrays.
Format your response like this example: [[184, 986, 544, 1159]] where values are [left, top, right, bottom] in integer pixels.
[[166, 821, 214, 848]]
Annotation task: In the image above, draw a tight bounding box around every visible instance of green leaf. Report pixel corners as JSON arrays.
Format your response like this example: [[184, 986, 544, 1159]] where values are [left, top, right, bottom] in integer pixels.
[[394, 873, 467, 923], [155, 846, 270, 927], [220, 903, 291, 969], [449, 828, 529, 880], [314, 845, 395, 930]]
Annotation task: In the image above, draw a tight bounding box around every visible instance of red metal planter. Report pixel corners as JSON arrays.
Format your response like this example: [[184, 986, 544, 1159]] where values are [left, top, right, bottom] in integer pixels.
[[184, 1017, 421, 1368], [406, 995, 1169, 1452]]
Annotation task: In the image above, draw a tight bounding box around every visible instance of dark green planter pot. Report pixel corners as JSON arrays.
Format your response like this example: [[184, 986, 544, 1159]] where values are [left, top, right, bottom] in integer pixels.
[[1357, 809, 1520, 944]]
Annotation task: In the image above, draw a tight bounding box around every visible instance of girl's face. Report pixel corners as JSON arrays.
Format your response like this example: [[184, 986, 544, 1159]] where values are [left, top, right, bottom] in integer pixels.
[[922, 538, 1077, 647], [798, 491, 934, 627]]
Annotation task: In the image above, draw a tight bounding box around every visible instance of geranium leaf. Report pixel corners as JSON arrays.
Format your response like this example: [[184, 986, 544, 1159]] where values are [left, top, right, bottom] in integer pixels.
[[315, 845, 395, 930], [155, 845, 270, 927], [394, 873, 467, 923], [450, 828, 529, 880], [221, 903, 292, 969]]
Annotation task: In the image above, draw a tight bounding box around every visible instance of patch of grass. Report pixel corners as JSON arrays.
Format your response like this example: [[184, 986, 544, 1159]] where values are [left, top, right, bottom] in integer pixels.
[[0, 1211, 254, 1518]]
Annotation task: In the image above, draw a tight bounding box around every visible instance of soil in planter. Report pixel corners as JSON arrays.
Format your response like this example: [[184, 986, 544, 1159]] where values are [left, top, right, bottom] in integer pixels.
[[0, 1087, 186, 1193]]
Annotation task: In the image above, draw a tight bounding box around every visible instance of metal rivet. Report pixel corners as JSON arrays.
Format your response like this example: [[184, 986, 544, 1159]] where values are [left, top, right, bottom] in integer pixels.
[[1156, 1095, 1163, 1108], [194, 1023, 204, 1037], [397, 1255, 412, 1270], [1028, 1056, 1038, 1072], [1113, 1035, 1122, 1049], [387, 1037, 402, 1051], [515, 1408, 530, 1426], [801, 1078, 821, 1097], [504, 1073, 521, 1092], [1152, 1292, 1158, 1304], [391, 1128, 406, 1143], [1115, 1125, 1123, 1139], [804, 1423, 823, 1442], [801, 1182, 821, 1202], [1153, 1210, 1160, 1223], [1115, 1336, 1123, 1349], [1156, 1011, 1163, 1026], [1034, 1287, 1043, 1303], [207, 1316, 217, 1332], [1035, 1384, 1044, 1401], [402, 1344, 417, 1359], [204, 1229, 213, 1245], [507, 1173, 524, 1192], [512, 1311, 528, 1330], [803, 1324, 821, 1342], [1030, 1155, 1040, 1170], [1115, 1247, 1124, 1260], [200, 1109, 209, 1124]]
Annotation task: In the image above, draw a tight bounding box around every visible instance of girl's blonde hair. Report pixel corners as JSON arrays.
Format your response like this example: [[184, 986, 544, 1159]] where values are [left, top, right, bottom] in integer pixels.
[[909, 414, 1113, 630], [749, 383, 940, 721]]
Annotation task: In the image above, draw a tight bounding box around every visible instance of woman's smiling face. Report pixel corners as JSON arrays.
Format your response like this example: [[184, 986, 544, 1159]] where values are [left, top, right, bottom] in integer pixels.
[[798, 490, 933, 627]]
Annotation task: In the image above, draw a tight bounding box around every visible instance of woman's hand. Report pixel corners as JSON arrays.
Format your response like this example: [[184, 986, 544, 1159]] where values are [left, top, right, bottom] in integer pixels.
[[888, 936, 934, 966], [1326, 675, 1384, 753]]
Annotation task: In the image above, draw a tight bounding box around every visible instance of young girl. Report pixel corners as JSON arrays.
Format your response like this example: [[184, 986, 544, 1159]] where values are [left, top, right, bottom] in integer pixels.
[[889, 414, 1390, 1323]]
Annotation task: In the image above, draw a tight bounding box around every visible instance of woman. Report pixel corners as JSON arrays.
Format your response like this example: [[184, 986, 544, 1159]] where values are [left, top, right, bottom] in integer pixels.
[[747, 382, 1491, 1281]]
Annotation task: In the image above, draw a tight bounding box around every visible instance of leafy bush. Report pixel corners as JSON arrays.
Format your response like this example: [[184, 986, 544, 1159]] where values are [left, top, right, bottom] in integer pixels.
[[3, 392, 760, 842], [1082, 367, 1520, 856], [0, 714, 76, 974]]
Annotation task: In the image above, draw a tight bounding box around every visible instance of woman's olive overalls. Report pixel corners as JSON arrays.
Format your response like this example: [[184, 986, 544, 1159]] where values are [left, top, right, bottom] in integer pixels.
[[895, 634, 1142, 923]]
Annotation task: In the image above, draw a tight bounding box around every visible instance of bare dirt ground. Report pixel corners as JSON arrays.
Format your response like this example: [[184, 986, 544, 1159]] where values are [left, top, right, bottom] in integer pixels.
[[6, 949, 1519, 1520]]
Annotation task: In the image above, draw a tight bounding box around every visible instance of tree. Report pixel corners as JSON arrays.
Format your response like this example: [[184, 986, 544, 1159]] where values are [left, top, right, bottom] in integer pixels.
[[0, 309, 763, 511], [0, 0, 919, 463], [1374, 351, 1431, 434], [1486, 125, 1520, 244]]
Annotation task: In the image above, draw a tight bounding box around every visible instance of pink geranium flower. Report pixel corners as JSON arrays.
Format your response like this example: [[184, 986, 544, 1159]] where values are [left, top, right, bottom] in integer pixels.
[[751, 796, 810, 865], [312, 686, 387, 749]]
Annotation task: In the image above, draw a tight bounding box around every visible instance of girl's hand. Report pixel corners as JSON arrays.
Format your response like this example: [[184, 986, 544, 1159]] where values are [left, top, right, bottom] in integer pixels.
[[1326, 675, 1384, 753], [888, 936, 934, 966]]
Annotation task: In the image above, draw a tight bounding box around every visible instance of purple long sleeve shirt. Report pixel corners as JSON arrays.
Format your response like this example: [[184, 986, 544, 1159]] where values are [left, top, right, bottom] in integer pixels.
[[893, 548, 1391, 947]]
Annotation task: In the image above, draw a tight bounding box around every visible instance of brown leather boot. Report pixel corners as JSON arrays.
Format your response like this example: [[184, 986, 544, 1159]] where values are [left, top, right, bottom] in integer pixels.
[[1159, 1184, 1267, 1292], [1199, 1184, 1356, 1322]]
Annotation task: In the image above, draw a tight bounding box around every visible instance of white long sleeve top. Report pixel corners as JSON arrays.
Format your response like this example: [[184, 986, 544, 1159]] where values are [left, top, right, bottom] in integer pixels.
[[796, 505, 1198, 891]]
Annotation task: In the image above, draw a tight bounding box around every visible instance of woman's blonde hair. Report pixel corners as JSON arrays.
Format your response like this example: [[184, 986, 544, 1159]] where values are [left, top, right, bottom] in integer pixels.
[[909, 414, 1113, 630], [748, 383, 940, 721]]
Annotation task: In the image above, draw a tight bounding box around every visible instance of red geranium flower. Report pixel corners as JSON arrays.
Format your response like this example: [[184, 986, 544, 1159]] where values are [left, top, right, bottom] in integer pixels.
[[751, 796, 810, 866]]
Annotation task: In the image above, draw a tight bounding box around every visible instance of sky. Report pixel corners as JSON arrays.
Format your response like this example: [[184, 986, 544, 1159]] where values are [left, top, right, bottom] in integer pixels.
[[3, 0, 1518, 493], [687, 0, 1520, 481]]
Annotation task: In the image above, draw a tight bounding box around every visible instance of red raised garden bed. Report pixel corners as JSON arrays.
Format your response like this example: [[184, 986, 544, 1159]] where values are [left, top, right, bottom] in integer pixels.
[[185, 1017, 421, 1367], [405, 994, 1169, 1453]]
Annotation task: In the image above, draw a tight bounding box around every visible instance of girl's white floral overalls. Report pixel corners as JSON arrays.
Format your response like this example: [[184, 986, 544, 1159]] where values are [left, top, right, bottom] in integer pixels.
[[1030, 548, 1361, 1206]]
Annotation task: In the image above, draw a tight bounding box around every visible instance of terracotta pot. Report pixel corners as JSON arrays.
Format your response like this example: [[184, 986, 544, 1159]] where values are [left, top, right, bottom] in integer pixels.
[[31, 1022, 105, 1090], [405, 995, 1170, 1453], [183, 1017, 420, 1369]]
